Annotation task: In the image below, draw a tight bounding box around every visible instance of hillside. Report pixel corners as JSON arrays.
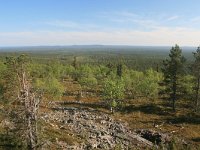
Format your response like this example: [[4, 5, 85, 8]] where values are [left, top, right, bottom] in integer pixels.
[[0, 48, 199, 149]]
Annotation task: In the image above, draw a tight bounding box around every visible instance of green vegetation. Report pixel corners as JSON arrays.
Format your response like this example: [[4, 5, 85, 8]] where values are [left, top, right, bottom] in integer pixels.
[[192, 46, 200, 111], [162, 45, 186, 111], [103, 78, 125, 112], [0, 45, 199, 149]]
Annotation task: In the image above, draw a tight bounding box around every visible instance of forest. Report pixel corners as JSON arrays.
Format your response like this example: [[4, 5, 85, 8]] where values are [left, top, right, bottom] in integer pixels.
[[0, 45, 199, 149]]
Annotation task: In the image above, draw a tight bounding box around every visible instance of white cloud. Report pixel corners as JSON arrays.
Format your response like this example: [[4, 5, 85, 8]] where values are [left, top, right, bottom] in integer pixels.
[[44, 20, 101, 31], [99, 11, 138, 19], [45, 20, 80, 28], [0, 27, 200, 46], [111, 17, 157, 28], [166, 15, 179, 21], [113, 11, 138, 18], [100, 11, 158, 30], [191, 17, 200, 23]]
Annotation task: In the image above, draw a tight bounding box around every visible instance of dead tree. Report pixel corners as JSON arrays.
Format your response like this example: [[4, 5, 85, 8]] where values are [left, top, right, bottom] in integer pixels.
[[6, 55, 40, 149], [19, 72, 40, 150]]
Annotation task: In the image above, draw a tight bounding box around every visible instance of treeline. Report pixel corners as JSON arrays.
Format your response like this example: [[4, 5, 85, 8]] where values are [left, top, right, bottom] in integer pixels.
[[0, 45, 199, 111]]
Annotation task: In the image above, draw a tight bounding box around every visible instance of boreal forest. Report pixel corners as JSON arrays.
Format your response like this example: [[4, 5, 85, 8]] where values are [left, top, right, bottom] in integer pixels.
[[0, 45, 199, 149]]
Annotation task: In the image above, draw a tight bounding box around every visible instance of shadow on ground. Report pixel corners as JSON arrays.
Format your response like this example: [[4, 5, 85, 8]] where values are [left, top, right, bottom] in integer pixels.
[[192, 137, 200, 142], [0, 133, 23, 150], [166, 113, 200, 125], [121, 103, 170, 116], [60, 101, 108, 109]]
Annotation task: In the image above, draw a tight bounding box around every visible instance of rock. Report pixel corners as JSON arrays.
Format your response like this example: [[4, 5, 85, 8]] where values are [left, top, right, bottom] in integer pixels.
[[0, 119, 15, 130], [136, 129, 172, 145], [67, 119, 73, 123], [41, 106, 157, 149]]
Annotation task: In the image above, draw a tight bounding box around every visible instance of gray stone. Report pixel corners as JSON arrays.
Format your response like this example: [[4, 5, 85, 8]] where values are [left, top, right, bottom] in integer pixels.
[[41, 106, 157, 149]]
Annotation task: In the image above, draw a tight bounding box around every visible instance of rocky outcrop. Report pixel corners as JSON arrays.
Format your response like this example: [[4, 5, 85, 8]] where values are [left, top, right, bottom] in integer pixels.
[[136, 129, 172, 145], [41, 107, 153, 149]]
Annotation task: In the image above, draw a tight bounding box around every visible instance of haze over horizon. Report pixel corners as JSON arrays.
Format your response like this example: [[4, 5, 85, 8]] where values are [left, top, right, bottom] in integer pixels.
[[1, 0, 200, 47]]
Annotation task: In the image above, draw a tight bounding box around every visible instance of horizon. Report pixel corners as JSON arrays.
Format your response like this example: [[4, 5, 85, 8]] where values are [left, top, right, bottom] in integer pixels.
[[1, 0, 200, 46], [0, 45, 198, 48], [0, 45, 196, 51]]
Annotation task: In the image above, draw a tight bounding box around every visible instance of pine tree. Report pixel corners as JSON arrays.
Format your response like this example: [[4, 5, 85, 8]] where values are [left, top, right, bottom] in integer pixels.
[[117, 63, 122, 78], [192, 46, 200, 111], [162, 45, 186, 111]]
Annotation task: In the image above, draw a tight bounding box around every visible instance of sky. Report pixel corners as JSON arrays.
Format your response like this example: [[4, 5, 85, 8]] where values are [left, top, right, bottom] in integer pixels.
[[0, 0, 200, 46]]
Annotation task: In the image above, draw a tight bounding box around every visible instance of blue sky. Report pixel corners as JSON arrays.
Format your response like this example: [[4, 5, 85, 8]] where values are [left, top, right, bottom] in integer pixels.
[[0, 0, 200, 46]]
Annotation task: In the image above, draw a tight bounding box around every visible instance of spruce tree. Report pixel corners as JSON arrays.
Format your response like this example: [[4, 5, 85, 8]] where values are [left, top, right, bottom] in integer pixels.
[[192, 46, 200, 111], [162, 45, 186, 111]]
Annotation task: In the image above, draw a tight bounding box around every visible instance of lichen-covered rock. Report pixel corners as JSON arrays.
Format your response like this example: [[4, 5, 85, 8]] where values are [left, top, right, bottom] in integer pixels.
[[41, 106, 153, 149]]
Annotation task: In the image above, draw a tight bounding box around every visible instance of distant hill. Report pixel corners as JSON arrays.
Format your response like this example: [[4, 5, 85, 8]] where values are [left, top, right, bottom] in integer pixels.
[[0, 45, 195, 52]]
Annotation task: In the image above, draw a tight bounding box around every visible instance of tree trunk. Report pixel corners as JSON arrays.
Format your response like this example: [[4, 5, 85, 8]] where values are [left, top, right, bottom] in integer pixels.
[[172, 76, 177, 112], [172, 94, 176, 112], [20, 70, 39, 150], [195, 77, 200, 111]]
